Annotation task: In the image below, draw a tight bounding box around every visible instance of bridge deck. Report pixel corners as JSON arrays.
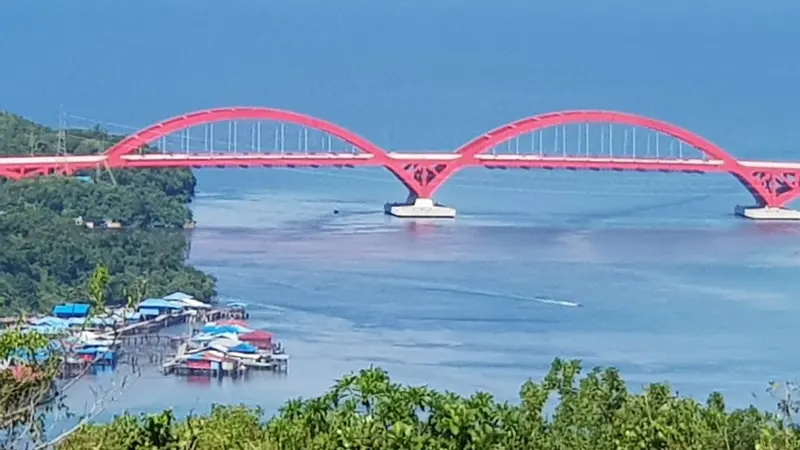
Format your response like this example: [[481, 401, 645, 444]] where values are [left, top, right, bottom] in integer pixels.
[[0, 152, 798, 171]]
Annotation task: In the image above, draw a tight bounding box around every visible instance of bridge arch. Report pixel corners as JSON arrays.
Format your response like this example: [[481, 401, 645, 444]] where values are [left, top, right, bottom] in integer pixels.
[[439, 110, 792, 208], [105, 107, 391, 162], [102, 106, 441, 196], [454, 110, 739, 164]]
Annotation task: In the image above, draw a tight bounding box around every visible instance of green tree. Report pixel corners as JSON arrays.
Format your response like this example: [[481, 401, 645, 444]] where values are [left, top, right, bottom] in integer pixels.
[[57, 360, 800, 450], [0, 265, 154, 449], [0, 110, 216, 314], [0, 326, 58, 447]]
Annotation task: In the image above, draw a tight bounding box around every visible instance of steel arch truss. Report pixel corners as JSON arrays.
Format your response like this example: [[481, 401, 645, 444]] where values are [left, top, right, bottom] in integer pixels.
[[103, 106, 438, 197], [3, 107, 800, 209], [448, 110, 799, 208], [736, 168, 800, 208], [0, 167, 54, 180], [405, 110, 746, 198], [105, 107, 392, 161]]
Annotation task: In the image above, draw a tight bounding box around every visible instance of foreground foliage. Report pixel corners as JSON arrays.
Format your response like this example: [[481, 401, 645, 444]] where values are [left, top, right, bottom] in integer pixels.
[[61, 359, 800, 450], [0, 111, 215, 313], [0, 265, 125, 449], [0, 327, 61, 444]]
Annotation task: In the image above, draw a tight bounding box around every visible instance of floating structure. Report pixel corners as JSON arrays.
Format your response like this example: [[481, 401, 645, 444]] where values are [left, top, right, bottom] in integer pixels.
[[240, 330, 273, 350], [162, 317, 287, 378], [1, 292, 252, 379]]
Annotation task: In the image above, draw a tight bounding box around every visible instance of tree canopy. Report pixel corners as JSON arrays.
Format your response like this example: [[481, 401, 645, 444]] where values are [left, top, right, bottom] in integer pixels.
[[58, 359, 800, 450], [0, 111, 215, 313]]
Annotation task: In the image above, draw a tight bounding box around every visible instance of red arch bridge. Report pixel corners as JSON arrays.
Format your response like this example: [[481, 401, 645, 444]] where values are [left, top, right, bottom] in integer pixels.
[[2, 107, 800, 220]]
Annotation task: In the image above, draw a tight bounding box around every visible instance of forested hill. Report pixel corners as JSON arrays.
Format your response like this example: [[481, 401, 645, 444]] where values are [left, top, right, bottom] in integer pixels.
[[0, 111, 198, 226], [0, 111, 216, 314]]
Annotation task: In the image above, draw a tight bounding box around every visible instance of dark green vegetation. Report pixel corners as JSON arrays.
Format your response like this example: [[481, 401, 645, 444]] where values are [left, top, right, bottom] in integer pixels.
[[0, 111, 216, 313], [59, 360, 800, 449]]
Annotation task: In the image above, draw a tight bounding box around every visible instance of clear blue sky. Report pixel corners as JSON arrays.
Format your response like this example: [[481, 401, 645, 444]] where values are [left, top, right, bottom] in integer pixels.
[[1, 0, 799, 155]]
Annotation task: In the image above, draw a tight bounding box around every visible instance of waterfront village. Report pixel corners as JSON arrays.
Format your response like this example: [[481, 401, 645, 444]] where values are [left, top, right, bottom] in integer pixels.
[[0, 292, 288, 379]]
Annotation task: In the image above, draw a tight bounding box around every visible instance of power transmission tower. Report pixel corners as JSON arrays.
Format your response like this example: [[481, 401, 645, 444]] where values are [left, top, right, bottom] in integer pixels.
[[56, 105, 67, 157], [28, 131, 37, 155], [56, 105, 68, 176], [90, 115, 118, 186]]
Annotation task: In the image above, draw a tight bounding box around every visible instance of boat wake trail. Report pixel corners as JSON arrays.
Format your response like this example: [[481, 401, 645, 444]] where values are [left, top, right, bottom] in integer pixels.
[[420, 285, 582, 308], [530, 296, 582, 307], [325, 270, 584, 308]]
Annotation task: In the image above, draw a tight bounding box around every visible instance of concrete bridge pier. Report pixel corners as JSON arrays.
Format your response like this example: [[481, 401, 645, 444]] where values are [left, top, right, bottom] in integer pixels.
[[735, 205, 800, 220], [384, 193, 456, 218]]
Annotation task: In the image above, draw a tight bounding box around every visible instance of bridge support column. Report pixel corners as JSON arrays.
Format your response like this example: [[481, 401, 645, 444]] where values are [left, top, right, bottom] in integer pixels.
[[384, 194, 456, 218], [735, 205, 800, 221]]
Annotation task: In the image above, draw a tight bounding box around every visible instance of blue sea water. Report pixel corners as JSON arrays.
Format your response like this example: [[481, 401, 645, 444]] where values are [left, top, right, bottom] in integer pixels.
[[2, 0, 800, 423]]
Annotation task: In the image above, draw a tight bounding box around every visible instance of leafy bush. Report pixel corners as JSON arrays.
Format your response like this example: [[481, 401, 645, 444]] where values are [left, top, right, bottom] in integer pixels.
[[60, 359, 800, 450]]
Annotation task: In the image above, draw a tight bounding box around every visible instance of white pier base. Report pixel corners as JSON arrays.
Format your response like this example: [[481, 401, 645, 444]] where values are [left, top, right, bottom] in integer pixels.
[[384, 197, 456, 218], [735, 205, 800, 221]]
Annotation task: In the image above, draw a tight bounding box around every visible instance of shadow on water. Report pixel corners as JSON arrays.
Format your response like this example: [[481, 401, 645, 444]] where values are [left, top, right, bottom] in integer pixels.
[[746, 221, 800, 237]]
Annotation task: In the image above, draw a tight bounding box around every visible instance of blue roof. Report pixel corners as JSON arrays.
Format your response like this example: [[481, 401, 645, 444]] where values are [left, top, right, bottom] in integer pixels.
[[229, 342, 258, 354], [9, 341, 59, 362], [10, 348, 52, 363], [76, 346, 106, 354], [138, 308, 160, 317], [201, 325, 248, 335], [138, 298, 185, 309], [52, 303, 92, 316], [163, 292, 193, 301]]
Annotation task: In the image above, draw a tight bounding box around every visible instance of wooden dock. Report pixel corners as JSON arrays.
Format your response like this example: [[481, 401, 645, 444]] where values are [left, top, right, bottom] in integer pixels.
[[161, 360, 248, 378], [118, 311, 194, 335], [241, 355, 289, 373], [1, 304, 246, 334], [161, 357, 287, 377], [111, 305, 248, 336], [117, 334, 174, 347], [6, 303, 275, 381], [161, 339, 288, 378], [196, 308, 250, 322]]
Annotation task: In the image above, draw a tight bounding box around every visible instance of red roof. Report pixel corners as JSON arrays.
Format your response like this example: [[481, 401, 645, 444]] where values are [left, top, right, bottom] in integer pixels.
[[187, 360, 212, 370], [240, 330, 273, 341]]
